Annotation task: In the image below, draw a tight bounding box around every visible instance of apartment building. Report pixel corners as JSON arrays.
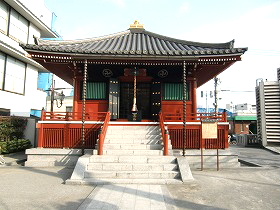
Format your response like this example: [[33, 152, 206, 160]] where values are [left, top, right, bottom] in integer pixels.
[[0, 0, 59, 117]]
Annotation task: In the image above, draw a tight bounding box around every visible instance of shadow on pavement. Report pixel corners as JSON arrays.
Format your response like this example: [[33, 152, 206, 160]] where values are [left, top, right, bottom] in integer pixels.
[[21, 167, 74, 182]]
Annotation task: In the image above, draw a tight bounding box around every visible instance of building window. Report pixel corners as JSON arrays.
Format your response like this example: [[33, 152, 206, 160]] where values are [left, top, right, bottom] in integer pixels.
[[0, 51, 5, 89], [0, 0, 9, 34], [163, 83, 190, 100], [86, 82, 107, 99], [9, 9, 28, 43], [1, 53, 26, 94]]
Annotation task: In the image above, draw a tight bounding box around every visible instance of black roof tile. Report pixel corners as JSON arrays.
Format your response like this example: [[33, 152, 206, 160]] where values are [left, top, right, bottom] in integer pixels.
[[22, 28, 247, 57]]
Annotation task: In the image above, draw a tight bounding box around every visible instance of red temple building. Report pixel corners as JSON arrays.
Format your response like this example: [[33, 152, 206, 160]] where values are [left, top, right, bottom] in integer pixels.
[[22, 21, 247, 181]]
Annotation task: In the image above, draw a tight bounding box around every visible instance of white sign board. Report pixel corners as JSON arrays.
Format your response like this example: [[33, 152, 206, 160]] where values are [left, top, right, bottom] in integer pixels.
[[202, 122, 218, 139]]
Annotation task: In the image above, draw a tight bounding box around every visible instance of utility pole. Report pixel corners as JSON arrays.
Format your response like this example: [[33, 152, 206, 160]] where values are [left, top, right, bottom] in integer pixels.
[[214, 77, 219, 113], [50, 79, 55, 113]]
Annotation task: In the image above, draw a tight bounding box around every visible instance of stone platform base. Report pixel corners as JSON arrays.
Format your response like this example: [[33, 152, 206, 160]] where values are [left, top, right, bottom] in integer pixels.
[[25, 148, 94, 167], [172, 149, 240, 169]]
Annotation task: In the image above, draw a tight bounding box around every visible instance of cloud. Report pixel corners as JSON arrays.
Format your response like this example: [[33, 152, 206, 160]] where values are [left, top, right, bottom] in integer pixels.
[[179, 1, 190, 14], [104, 0, 126, 7], [194, 1, 280, 107]]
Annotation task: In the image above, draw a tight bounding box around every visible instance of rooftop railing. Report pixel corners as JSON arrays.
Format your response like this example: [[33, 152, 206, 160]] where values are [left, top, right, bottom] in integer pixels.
[[41, 111, 108, 121], [162, 112, 227, 122]]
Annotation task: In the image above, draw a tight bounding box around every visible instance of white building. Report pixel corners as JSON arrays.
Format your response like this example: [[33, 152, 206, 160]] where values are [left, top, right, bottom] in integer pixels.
[[0, 0, 59, 117]]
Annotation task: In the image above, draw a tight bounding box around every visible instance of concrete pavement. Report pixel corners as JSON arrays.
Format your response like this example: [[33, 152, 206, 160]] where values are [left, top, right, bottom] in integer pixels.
[[1, 145, 280, 210], [77, 184, 177, 210], [0, 166, 94, 210], [0, 151, 26, 166], [230, 145, 280, 167], [168, 167, 280, 210]]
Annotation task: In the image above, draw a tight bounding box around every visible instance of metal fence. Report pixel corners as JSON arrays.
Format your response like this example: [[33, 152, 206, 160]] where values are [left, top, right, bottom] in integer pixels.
[[236, 134, 260, 147]]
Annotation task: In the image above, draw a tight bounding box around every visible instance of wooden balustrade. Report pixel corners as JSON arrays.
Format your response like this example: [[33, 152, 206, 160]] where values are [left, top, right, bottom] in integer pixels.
[[159, 112, 169, 156], [42, 111, 108, 121], [37, 112, 108, 149], [38, 125, 100, 148], [163, 111, 227, 122], [98, 112, 111, 155], [169, 127, 227, 149], [162, 111, 229, 149], [37, 111, 229, 150]]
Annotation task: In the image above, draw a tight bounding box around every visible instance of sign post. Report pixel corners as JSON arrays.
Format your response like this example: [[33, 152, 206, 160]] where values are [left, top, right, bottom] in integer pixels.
[[201, 120, 219, 171]]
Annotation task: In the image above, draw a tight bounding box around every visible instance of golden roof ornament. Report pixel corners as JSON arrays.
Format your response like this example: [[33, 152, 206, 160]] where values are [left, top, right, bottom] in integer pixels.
[[130, 20, 144, 29]]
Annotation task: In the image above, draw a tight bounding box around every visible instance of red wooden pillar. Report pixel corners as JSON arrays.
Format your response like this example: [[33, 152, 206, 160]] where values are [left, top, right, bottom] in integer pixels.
[[64, 123, 69, 148], [192, 79, 197, 116], [222, 111, 229, 148], [223, 111, 227, 122], [63, 112, 70, 148], [224, 125, 229, 148], [73, 76, 82, 114], [163, 131, 169, 156], [38, 110, 45, 148], [37, 123, 44, 148]]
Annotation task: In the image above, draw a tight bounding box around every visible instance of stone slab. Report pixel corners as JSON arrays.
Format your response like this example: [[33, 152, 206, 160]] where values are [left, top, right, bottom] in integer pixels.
[[69, 154, 91, 180], [176, 157, 194, 182]]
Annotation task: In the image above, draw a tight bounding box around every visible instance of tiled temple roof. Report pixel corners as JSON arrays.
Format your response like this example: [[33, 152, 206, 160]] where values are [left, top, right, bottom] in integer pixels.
[[23, 25, 247, 57]]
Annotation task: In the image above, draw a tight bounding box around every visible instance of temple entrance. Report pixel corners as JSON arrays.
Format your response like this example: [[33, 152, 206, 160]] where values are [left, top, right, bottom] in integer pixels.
[[119, 83, 151, 119]]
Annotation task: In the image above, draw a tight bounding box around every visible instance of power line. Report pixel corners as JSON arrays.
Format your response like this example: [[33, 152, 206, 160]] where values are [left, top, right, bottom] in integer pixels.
[[220, 90, 254, 92]]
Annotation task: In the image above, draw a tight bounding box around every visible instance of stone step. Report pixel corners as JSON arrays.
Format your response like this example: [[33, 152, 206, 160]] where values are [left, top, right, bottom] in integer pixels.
[[107, 129, 161, 135], [105, 134, 162, 139], [102, 144, 163, 150], [107, 126, 160, 130], [105, 139, 161, 144], [101, 149, 164, 156], [186, 155, 239, 163], [87, 163, 178, 171], [89, 155, 177, 164], [172, 149, 238, 156], [67, 178, 183, 185], [189, 161, 240, 169], [84, 170, 180, 179]]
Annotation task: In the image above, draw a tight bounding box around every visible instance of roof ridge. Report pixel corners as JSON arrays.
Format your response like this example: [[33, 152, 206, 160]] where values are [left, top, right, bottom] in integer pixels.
[[33, 28, 236, 50], [37, 30, 131, 45], [141, 30, 234, 49]]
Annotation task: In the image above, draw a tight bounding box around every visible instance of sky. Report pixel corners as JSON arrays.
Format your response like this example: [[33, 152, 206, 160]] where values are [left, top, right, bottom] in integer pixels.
[[45, 0, 280, 110]]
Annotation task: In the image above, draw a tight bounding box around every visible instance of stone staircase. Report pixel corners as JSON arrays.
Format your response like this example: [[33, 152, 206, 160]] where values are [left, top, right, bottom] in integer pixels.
[[100, 125, 170, 156], [67, 125, 193, 185]]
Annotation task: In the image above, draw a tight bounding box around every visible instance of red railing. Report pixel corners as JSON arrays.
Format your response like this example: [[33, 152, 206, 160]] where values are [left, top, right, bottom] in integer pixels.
[[159, 112, 169, 156], [162, 111, 229, 149], [38, 112, 108, 149], [37, 111, 229, 149], [163, 112, 227, 122], [42, 111, 107, 121], [98, 112, 111, 155], [169, 128, 227, 149], [41, 125, 100, 148]]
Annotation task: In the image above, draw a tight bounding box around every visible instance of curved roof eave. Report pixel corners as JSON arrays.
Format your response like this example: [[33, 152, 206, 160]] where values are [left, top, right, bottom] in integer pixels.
[[25, 49, 246, 61], [22, 27, 248, 58]]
